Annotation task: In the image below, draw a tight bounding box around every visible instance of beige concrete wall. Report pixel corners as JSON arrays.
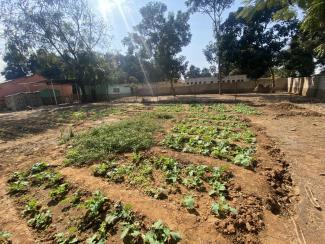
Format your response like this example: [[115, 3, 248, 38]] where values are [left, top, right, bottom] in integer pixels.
[[134, 77, 287, 96]]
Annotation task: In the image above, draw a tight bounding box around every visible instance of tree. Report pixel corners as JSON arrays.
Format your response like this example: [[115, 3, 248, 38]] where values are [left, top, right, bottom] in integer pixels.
[[219, 6, 298, 87], [29, 49, 66, 80], [1, 0, 109, 101], [282, 32, 315, 77], [1, 38, 30, 80], [201, 68, 212, 77], [240, 0, 325, 59], [125, 2, 191, 96], [186, 65, 201, 78], [186, 0, 234, 94]]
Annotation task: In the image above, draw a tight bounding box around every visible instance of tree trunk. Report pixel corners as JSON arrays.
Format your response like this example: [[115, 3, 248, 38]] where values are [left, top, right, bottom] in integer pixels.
[[269, 67, 275, 92], [218, 62, 221, 94], [78, 82, 87, 103], [170, 79, 176, 98]]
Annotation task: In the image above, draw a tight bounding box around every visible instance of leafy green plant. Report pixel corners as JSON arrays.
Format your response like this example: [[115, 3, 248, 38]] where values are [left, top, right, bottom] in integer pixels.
[[7, 171, 28, 183], [0, 231, 11, 244], [233, 148, 254, 167], [30, 162, 48, 174], [8, 180, 29, 195], [50, 183, 69, 201], [234, 103, 260, 115], [144, 221, 181, 244], [209, 181, 226, 197], [82, 191, 107, 226], [93, 163, 111, 177], [211, 196, 237, 218], [70, 191, 82, 206], [86, 233, 106, 244], [23, 199, 40, 218], [182, 195, 195, 210], [120, 222, 142, 243], [27, 210, 52, 230], [54, 232, 79, 244]]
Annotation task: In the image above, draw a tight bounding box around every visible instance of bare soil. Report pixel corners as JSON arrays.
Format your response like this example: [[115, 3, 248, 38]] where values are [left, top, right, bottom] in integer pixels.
[[0, 93, 324, 244]]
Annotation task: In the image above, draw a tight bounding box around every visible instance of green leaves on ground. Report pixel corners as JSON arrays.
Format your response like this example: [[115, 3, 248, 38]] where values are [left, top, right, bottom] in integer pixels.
[[65, 117, 160, 166], [182, 195, 196, 210], [162, 114, 256, 167], [211, 196, 237, 218]]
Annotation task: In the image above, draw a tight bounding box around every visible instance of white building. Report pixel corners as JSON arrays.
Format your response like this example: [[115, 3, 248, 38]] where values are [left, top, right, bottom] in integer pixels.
[[185, 74, 247, 85]]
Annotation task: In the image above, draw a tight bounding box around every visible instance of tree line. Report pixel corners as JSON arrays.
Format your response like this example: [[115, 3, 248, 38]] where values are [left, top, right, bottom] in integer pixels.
[[0, 0, 324, 100]]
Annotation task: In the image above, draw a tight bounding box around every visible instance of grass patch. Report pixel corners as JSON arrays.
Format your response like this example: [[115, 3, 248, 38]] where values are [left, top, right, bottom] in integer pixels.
[[65, 116, 160, 166]]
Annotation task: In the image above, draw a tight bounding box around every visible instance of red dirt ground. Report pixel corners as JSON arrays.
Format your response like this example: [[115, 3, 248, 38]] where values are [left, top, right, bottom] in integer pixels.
[[0, 93, 324, 244]]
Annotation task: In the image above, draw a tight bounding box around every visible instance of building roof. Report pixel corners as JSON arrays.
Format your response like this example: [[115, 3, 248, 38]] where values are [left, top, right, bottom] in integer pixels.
[[0, 74, 47, 87]]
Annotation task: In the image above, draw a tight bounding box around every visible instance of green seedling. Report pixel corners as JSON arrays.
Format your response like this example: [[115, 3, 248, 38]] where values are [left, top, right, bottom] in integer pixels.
[[211, 196, 237, 218], [8, 180, 29, 195], [30, 162, 48, 174], [144, 221, 181, 244], [182, 195, 195, 210], [54, 232, 78, 244], [27, 210, 52, 230], [23, 199, 40, 218], [93, 163, 111, 177], [120, 222, 142, 243], [50, 183, 69, 202], [0, 231, 11, 244]]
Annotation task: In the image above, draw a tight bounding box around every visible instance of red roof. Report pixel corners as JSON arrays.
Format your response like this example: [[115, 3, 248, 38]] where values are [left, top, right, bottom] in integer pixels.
[[1, 74, 47, 86]]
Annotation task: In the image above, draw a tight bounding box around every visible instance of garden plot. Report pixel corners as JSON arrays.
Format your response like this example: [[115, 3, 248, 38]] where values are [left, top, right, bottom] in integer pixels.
[[4, 102, 293, 244], [7, 162, 181, 243], [161, 107, 257, 167]]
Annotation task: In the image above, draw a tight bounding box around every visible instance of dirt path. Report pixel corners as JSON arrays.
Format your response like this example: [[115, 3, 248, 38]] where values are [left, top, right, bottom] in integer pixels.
[[251, 111, 325, 244]]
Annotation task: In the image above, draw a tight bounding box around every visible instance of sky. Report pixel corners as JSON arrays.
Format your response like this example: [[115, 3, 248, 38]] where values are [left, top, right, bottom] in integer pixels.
[[0, 0, 242, 82]]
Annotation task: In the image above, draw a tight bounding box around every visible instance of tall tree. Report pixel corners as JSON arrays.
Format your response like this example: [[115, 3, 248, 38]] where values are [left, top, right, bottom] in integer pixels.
[[1, 0, 109, 101], [219, 6, 298, 87], [186, 0, 234, 93], [186, 65, 201, 78], [240, 0, 325, 60], [125, 2, 191, 96], [201, 68, 212, 77], [1, 38, 30, 79]]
